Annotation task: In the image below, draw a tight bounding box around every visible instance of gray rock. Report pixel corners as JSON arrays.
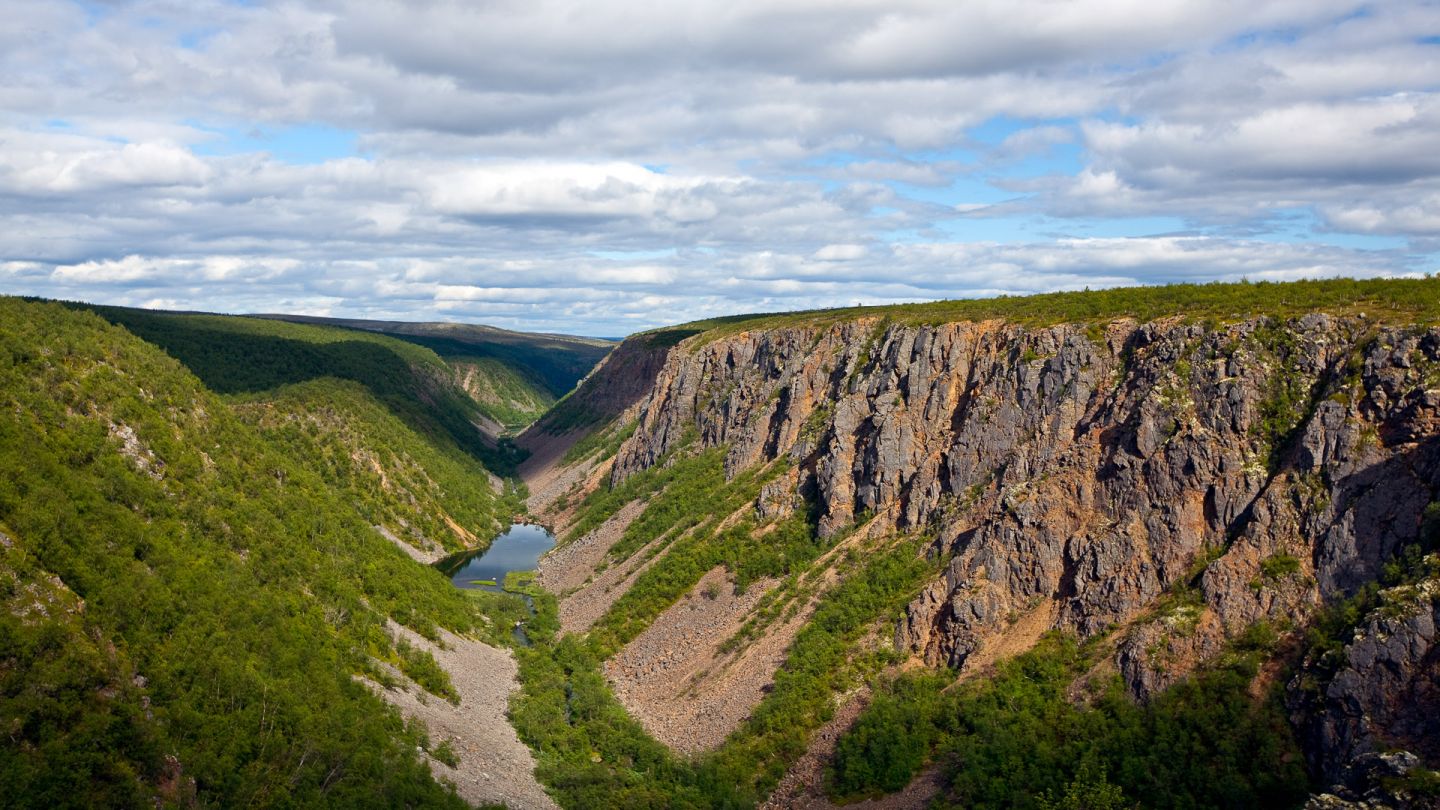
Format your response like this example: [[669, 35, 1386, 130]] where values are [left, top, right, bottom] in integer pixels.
[[583, 311, 1440, 785]]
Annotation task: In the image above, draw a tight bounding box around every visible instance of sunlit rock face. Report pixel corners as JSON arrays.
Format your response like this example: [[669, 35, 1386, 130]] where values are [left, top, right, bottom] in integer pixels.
[[605, 314, 1440, 696]]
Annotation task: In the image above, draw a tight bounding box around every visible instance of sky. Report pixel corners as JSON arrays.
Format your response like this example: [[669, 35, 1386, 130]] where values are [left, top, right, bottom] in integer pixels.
[[1, 1, 1438, 336]]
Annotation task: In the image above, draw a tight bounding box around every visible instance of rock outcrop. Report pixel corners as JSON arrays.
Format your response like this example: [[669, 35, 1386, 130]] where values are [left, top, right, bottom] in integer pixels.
[[602, 315, 1440, 694], [555, 309, 1440, 797], [1290, 573, 1440, 795], [1302, 751, 1439, 810]]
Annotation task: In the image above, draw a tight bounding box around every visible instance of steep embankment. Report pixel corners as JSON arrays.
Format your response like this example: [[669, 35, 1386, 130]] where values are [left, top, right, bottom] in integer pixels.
[[518, 332, 675, 509], [83, 304, 530, 468], [521, 278, 1440, 807], [231, 379, 509, 563], [0, 298, 559, 808], [255, 314, 615, 434], [610, 282, 1439, 690]]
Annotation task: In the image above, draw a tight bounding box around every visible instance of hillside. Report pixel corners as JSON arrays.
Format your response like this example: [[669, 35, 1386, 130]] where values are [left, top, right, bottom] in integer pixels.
[[515, 277, 1440, 808], [0, 299, 489, 805], [75, 306, 526, 467], [0, 297, 590, 808], [254, 314, 615, 434]]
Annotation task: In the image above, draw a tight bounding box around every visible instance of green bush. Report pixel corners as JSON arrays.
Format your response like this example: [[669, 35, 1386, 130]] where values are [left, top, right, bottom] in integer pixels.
[[395, 639, 460, 705], [1258, 553, 1302, 582], [830, 633, 1310, 810], [432, 739, 460, 768]]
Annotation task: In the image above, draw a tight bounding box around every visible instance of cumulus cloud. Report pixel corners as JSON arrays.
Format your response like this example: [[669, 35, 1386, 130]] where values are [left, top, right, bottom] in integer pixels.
[[0, 1, 1435, 333], [7, 235, 1417, 336], [0, 132, 211, 195]]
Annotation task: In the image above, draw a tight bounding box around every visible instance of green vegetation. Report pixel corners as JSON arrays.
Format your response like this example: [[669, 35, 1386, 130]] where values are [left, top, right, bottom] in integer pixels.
[[431, 740, 460, 769], [239, 313, 614, 433], [1383, 767, 1440, 799], [833, 507, 1440, 810], [448, 355, 559, 431], [503, 570, 546, 598], [394, 639, 460, 704], [1298, 509, 1440, 688], [489, 423, 940, 807], [1258, 552, 1303, 582], [507, 532, 938, 808], [560, 418, 638, 466], [561, 443, 721, 546], [75, 303, 528, 473], [834, 670, 953, 793], [602, 449, 735, 562], [831, 633, 1310, 809], [649, 277, 1440, 347], [334, 322, 612, 399], [1241, 323, 1326, 471], [233, 378, 515, 554], [462, 590, 535, 648], [556, 449, 826, 659], [0, 298, 485, 807], [0, 524, 162, 807], [536, 389, 610, 434], [13, 279, 1436, 808]]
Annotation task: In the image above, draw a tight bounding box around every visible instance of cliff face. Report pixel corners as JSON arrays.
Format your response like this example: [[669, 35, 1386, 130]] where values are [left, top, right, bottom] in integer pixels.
[[1291, 576, 1440, 790], [534, 335, 675, 433], [607, 314, 1440, 691]]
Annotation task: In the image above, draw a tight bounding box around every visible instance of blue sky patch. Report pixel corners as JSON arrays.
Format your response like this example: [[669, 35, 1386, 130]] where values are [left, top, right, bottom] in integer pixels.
[[191, 124, 360, 164]]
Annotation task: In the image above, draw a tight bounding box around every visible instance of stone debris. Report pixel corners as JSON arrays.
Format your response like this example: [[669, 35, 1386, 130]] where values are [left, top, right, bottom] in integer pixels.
[[365, 621, 558, 810]]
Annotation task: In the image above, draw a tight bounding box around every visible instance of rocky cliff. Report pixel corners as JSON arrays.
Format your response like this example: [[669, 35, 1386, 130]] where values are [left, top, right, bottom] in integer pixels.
[[599, 310, 1438, 736], [1291, 572, 1440, 805]]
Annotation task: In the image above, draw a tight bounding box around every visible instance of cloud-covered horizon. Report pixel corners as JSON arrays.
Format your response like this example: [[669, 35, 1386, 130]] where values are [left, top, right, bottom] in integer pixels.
[[2, 1, 1437, 336]]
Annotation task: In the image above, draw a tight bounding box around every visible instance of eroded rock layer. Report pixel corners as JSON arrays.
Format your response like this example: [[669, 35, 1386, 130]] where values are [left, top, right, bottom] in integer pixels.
[[606, 315, 1440, 697]]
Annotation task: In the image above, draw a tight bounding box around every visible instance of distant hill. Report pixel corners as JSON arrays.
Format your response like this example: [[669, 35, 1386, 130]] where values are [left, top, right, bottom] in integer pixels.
[[253, 314, 615, 433]]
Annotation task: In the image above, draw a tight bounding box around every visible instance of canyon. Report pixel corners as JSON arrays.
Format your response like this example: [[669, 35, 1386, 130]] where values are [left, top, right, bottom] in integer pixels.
[[519, 286, 1440, 807]]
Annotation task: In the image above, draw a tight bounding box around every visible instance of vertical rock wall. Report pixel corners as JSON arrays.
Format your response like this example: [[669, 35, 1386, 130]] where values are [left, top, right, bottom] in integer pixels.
[[603, 315, 1440, 690]]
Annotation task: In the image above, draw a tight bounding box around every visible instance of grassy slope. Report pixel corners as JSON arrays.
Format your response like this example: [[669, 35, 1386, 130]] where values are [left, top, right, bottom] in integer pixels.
[[253, 314, 615, 432], [76, 304, 529, 473], [0, 299, 490, 807], [644, 277, 1440, 346]]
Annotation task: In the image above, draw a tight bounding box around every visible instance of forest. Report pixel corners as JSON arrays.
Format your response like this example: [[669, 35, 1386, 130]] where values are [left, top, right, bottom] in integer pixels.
[[0, 299, 521, 806]]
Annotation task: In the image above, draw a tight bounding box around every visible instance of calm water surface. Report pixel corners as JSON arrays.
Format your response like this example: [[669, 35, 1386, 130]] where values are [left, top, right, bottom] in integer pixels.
[[435, 522, 555, 592]]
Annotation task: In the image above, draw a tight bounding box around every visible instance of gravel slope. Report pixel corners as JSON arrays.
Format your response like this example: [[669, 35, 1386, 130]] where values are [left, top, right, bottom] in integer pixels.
[[368, 621, 558, 810]]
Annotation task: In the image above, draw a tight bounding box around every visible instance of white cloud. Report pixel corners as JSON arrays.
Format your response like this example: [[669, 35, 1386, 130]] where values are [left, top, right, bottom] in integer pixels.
[[0, 1, 1436, 334], [1322, 192, 1440, 236], [814, 244, 868, 261], [6, 235, 1418, 336], [0, 134, 212, 195]]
